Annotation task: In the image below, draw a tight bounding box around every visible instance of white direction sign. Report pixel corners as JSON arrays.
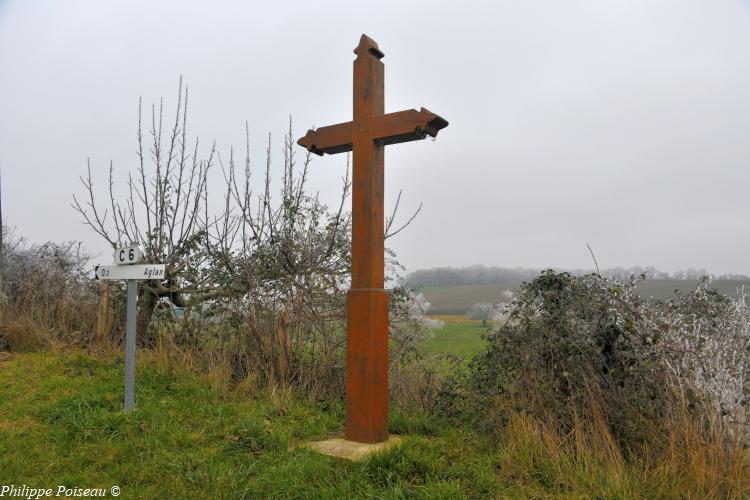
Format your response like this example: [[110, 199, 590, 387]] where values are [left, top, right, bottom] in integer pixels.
[[95, 264, 166, 281]]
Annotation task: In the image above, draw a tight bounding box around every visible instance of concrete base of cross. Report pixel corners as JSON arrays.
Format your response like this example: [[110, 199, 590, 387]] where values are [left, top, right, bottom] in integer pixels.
[[302, 435, 402, 460]]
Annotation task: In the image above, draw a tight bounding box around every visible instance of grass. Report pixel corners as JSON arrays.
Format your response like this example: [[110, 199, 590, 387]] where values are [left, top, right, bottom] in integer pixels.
[[423, 315, 488, 359], [0, 350, 747, 498], [0, 350, 500, 498]]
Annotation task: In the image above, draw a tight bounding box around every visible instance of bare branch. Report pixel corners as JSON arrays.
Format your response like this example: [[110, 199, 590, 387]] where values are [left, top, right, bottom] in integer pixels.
[[385, 189, 421, 240]]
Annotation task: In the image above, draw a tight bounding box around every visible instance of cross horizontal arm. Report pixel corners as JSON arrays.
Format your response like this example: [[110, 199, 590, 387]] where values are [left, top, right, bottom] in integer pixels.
[[297, 107, 448, 156], [373, 107, 448, 147], [297, 121, 352, 156]]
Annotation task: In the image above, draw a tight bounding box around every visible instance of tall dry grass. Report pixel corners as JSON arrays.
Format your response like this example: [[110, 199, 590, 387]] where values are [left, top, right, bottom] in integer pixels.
[[0, 240, 98, 350], [495, 404, 749, 498]]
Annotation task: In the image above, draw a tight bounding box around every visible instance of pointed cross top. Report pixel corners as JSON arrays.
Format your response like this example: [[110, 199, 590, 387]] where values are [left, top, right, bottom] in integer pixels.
[[354, 34, 384, 59]]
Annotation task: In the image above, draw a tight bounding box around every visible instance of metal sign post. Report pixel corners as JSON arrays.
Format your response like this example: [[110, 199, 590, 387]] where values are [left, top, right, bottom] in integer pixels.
[[124, 279, 137, 411], [95, 244, 165, 413]]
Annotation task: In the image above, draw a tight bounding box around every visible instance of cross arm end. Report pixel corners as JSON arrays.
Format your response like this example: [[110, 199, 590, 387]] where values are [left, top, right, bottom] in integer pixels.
[[372, 108, 449, 146], [297, 130, 325, 156], [418, 107, 449, 138]]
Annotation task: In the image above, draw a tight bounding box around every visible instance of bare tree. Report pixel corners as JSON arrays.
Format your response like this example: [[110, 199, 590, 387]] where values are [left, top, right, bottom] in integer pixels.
[[74, 80, 422, 391], [73, 77, 215, 339], [200, 118, 353, 390]]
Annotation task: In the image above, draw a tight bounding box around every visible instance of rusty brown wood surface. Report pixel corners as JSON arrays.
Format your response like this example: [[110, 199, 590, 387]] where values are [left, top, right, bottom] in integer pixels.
[[297, 34, 448, 444], [296, 107, 448, 155]]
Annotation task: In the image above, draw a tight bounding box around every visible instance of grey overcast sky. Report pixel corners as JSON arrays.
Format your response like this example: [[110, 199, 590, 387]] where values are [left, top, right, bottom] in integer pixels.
[[1, 0, 749, 275]]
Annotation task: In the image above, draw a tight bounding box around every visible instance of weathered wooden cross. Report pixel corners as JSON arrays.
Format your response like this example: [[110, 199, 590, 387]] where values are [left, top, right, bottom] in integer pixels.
[[298, 34, 448, 443]]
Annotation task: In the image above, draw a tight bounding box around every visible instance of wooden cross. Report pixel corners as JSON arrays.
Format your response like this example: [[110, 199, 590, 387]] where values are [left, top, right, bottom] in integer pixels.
[[298, 34, 448, 444]]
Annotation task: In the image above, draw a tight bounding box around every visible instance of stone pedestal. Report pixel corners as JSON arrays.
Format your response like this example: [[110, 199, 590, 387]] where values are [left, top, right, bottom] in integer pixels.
[[303, 435, 402, 460]]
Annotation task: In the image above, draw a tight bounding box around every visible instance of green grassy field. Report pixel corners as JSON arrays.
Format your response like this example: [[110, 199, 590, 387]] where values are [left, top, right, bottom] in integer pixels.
[[0, 351, 499, 498], [1, 351, 738, 498], [423, 316, 489, 360]]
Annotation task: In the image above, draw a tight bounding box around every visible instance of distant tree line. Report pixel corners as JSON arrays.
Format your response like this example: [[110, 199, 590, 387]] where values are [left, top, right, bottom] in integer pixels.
[[404, 264, 749, 288]]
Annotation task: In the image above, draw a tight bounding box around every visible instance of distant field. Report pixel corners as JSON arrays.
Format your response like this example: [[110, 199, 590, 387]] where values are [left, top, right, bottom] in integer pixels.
[[419, 279, 750, 315], [627, 279, 749, 299], [418, 284, 520, 315], [421, 279, 750, 360], [423, 315, 488, 359]]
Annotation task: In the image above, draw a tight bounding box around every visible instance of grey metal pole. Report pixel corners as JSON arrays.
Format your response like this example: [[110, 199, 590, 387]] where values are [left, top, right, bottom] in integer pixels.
[[124, 279, 137, 412]]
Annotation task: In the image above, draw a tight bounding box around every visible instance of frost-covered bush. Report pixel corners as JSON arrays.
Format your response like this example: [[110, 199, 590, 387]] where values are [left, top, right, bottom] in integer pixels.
[[446, 271, 749, 448], [388, 288, 444, 360], [644, 281, 749, 435], [0, 234, 97, 348], [466, 302, 496, 327], [407, 292, 444, 331], [388, 287, 452, 411]]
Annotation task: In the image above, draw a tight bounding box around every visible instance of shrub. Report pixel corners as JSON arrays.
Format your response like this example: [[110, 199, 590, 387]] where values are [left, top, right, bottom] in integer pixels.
[[443, 270, 749, 451], [0, 235, 98, 349]]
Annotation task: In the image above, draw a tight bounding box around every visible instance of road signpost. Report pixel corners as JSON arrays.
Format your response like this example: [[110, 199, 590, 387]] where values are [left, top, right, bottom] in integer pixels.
[[95, 245, 164, 412]]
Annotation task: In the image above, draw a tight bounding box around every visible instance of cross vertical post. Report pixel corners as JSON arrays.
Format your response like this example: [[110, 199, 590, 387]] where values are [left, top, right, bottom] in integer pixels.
[[298, 35, 448, 444], [347, 37, 388, 443]]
